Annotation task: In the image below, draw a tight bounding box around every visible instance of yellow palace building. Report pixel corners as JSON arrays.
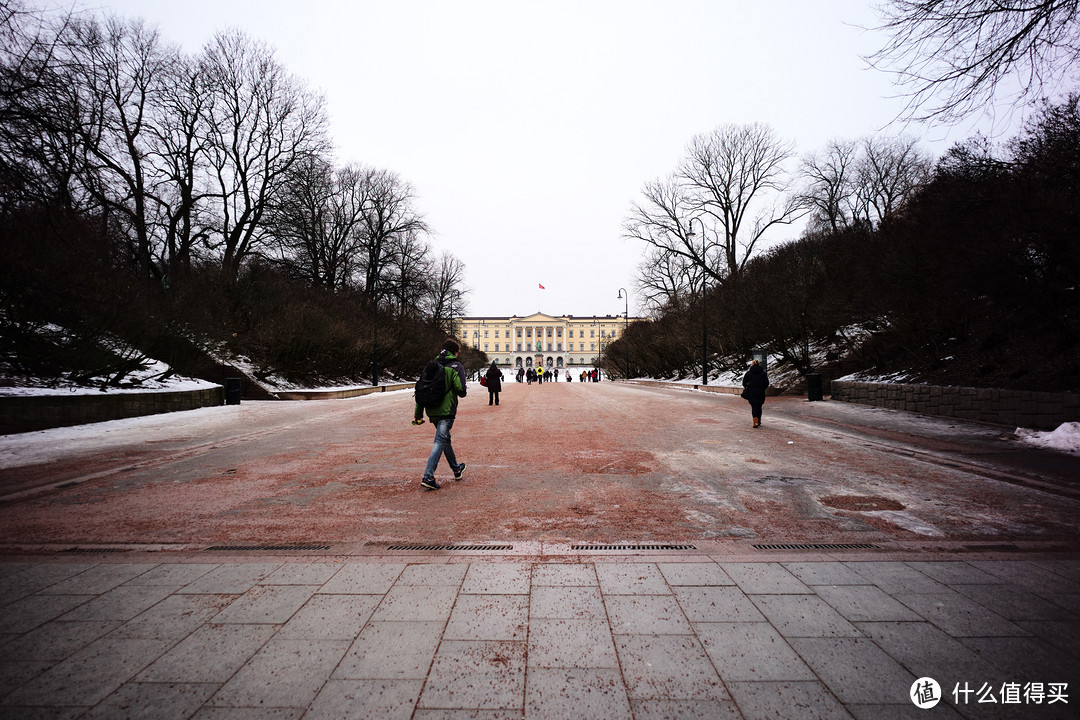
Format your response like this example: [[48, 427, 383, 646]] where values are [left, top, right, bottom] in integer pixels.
[[453, 312, 643, 370]]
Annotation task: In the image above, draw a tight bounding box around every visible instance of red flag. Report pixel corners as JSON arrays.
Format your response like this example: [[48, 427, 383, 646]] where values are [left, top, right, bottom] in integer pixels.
[[538, 283, 545, 289]]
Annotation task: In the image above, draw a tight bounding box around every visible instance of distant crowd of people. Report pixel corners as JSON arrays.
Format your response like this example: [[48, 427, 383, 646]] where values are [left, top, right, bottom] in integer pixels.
[[513, 366, 601, 384]]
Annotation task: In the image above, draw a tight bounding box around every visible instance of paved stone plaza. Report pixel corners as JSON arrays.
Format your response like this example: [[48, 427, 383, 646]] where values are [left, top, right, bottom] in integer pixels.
[[1, 551, 1077, 718]]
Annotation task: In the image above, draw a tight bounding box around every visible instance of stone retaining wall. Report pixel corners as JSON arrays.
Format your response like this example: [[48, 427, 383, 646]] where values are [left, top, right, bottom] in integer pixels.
[[830, 380, 1080, 430], [0, 387, 224, 435], [274, 383, 413, 400]]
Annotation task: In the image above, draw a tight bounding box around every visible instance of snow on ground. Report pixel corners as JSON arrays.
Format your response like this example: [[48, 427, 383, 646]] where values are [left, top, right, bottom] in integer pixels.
[[1016, 422, 1080, 455], [0, 358, 218, 396]]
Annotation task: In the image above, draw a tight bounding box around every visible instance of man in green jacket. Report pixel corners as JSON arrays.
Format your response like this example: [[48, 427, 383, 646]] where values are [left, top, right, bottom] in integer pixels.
[[413, 339, 468, 491]]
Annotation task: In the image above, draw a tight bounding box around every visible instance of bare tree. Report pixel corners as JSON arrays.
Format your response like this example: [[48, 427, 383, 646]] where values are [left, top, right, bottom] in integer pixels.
[[152, 53, 211, 284], [623, 174, 711, 283], [51, 14, 181, 283], [635, 245, 702, 315], [870, 0, 1080, 122], [424, 251, 467, 330], [200, 29, 329, 282], [383, 227, 432, 318], [354, 166, 427, 305], [800, 139, 860, 232], [270, 157, 369, 289], [855, 135, 933, 226], [0, 0, 71, 207], [680, 123, 806, 278]]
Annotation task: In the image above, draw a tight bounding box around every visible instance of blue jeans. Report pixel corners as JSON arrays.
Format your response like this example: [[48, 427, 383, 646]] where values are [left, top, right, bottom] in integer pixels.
[[423, 418, 461, 480]]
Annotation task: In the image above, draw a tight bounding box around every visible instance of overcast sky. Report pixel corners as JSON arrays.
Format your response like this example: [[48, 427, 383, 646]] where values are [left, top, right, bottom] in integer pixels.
[[74, 0, 1011, 318]]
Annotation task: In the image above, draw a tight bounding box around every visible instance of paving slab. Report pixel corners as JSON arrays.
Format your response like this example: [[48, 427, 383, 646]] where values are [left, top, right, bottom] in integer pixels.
[[695, 622, 816, 682], [616, 633, 730, 702], [207, 638, 350, 709], [528, 617, 619, 668], [606, 594, 694, 635], [525, 668, 632, 719], [812, 584, 924, 622], [418, 639, 526, 710], [444, 593, 528, 642], [722, 562, 813, 594], [751, 594, 864, 638], [726, 680, 853, 720], [657, 561, 736, 586]]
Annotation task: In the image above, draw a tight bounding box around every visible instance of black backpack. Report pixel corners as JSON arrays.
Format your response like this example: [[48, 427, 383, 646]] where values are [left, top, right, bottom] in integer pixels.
[[414, 357, 447, 408]]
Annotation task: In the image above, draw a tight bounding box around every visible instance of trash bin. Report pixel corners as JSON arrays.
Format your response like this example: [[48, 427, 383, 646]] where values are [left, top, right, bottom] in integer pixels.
[[224, 378, 243, 405], [806, 373, 823, 402]]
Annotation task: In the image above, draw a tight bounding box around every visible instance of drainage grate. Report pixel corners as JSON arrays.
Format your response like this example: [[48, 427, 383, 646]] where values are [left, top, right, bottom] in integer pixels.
[[386, 544, 514, 551], [964, 544, 1022, 552], [206, 544, 332, 551], [571, 544, 697, 551], [62, 547, 131, 553], [752, 543, 880, 551]]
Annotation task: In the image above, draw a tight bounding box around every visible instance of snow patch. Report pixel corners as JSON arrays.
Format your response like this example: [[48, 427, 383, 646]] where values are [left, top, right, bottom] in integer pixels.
[[1016, 422, 1080, 455]]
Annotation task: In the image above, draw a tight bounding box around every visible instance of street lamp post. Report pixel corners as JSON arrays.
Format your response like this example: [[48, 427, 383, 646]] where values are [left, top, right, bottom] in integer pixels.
[[686, 217, 708, 385], [617, 288, 630, 380]]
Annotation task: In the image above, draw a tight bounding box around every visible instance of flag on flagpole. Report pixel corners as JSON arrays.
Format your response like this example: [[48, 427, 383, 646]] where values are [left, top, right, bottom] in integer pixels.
[[538, 283, 545, 289]]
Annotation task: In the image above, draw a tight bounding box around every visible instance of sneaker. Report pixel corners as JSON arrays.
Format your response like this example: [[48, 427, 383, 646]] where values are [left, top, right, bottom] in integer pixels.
[[421, 478, 440, 491], [453, 463, 466, 481]]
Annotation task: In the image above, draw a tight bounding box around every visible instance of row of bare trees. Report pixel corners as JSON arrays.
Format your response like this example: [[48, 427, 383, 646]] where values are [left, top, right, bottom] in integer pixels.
[[0, 2, 466, 321], [607, 96, 1079, 391], [1, 1, 470, 386], [626, 122, 933, 315]]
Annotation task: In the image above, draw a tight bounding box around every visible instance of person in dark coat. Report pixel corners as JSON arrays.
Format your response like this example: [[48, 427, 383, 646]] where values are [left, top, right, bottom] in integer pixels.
[[742, 359, 770, 428], [485, 361, 504, 406]]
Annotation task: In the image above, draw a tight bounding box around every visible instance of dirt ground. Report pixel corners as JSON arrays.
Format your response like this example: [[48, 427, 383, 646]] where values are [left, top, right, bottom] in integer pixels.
[[1, 381, 1078, 548]]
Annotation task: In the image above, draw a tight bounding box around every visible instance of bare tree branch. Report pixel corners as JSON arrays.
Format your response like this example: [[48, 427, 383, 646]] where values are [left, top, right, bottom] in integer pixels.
[[869, 0, 1080, 122]]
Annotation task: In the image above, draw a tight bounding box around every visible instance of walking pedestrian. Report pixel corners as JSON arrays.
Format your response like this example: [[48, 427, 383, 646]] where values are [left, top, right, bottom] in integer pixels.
[[516, 367, 525, 383], [741, 359, 770, 428], [566, 370, 572, 382], [537, 366, 544, 384], [412, 339, 468, 491], [485, 361, 504, 406], [526, 368, 535, 385]]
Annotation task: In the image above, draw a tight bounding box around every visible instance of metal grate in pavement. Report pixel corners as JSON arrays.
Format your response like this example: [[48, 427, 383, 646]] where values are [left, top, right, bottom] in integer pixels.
[[386, 544, 514, 551], [570, 544, 697, 551], [61, 547, 131, 553], [206, 544, 332, 551], [964, 544, 1022, 552], [752, 543, 880, 551]]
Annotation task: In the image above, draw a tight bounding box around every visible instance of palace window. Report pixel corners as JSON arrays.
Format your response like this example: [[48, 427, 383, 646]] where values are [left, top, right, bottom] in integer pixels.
[[556, 328, 562, 337], [547, 343, 552, 351], [484, 343, 489, 351], [517, 328, 522, 338], [579, 343, 584, 351], [517, 343, 522, 351], [526, 328, 532, 337], [557, 343, 562, 351], [547, 327, 552, 337], [484, 330, 489, 338]]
